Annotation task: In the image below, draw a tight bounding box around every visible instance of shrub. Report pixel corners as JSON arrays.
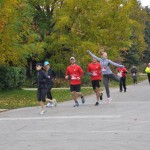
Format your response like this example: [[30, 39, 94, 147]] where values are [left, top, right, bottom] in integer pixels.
[[0, 66, 26, 90], [53, 78, 69, 88]]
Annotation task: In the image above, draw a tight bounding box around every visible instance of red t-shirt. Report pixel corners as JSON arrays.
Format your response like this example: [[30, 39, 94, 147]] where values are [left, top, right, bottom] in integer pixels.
[[117, 67, 127, 77], [87, 62, 102, 81], [65, 64, 84, 85]]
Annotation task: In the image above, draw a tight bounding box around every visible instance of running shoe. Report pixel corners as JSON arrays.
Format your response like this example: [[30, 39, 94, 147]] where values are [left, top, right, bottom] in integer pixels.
[[81, 96, 85, 104], [107, 97, 112, 104], [40, 109, 47, 115], [52, 99, 57, 107], [95, 102, 99, 106], [73, 102, 79, 107], [46, 102, 54, 107], [100, 93, 103, 100]]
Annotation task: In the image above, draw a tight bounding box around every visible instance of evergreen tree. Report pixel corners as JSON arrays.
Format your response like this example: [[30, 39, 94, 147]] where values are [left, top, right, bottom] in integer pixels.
[[143, 7, 150, 63]]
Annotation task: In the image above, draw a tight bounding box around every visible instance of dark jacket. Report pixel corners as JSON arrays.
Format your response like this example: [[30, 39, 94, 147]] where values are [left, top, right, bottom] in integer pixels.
[[46, 68, 56, 85], [131, 68, 137, 74], [34, 70, 50, 89], [131, 67, 137, 79]]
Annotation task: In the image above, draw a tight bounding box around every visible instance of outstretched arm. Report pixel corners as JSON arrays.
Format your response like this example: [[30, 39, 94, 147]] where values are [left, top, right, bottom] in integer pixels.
[[108, 60, 124, 68], [87, 50, 102, 61]]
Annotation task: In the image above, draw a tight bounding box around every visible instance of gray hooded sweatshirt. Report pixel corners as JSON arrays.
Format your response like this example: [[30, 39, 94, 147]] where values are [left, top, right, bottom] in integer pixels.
[[87, 50, 124, 75]]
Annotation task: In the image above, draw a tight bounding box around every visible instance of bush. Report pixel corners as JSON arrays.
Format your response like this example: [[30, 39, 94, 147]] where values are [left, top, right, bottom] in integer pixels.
[[53, 78, 69, 88], [0, 66, 26, 90], [82, 75, 91, 87]]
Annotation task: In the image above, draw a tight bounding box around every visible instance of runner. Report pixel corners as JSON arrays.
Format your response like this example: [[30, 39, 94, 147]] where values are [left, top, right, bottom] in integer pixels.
[[87, 57, 103, 106], [65, 57, 85, 107], [131, 66, 138, 85], [117, 64, 128, 92], [145, 63, 150, 85], [43, 61, 57, 107], [87, 50, 124, 103], [32, 63, 56, 114]]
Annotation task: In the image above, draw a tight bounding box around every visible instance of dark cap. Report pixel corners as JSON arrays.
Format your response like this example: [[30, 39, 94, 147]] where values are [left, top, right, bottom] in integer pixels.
[[36, 63, 43, 66]]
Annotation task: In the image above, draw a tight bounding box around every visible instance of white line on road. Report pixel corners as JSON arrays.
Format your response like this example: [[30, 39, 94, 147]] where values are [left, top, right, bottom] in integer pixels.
[[0, 115, 121, 121], [1, 130, 150, 134]]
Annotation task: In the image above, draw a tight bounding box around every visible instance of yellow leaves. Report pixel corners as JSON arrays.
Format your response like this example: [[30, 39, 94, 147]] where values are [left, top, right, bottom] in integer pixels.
[[65, 0, 75, 10], [60, 16, 70, 25], [55, 16, 71, 31], [0, 0, 35, 66], [59, 35, 68, 43]]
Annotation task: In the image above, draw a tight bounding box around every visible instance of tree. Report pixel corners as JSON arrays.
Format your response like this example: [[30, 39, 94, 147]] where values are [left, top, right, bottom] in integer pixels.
[[44, 0, 144, 70], [120, 0, 149, 66], [143, 7, 150, 63], [0, 0, 149, 75], [0, 0, 46, 66]]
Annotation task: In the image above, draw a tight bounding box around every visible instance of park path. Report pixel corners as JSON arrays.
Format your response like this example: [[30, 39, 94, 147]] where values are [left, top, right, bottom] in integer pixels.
[[0, 80, 150, 150]]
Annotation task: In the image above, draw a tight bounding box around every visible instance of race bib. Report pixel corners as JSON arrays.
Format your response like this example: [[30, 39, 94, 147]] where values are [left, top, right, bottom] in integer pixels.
[[117, 71, 122, 77], [71, 75, 77, 80], [102, 67, 106, 71], [92, 71, 97, 76], [133, 73, 136, 76]]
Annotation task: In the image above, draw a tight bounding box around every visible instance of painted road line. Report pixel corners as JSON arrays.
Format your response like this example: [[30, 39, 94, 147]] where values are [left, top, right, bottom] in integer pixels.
[[0, 115, 121, 121], [1, 130, 150, 134]]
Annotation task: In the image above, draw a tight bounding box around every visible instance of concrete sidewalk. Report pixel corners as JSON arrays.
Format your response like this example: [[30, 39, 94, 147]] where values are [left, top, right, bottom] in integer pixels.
[[0, 80, 150, 150]]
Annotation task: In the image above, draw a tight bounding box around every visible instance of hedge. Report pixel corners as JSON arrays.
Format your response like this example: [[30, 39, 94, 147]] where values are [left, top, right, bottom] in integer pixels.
[[0, 66, 26, 90]]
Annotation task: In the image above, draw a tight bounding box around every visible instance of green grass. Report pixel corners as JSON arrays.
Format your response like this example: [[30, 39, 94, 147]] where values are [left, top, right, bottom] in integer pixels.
[[0, 88, 94, 109], [110, 74, 147, 87]]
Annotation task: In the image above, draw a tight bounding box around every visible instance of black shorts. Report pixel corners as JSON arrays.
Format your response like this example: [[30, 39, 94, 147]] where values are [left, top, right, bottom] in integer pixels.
[[92, 80, 101, 90], [37, 88, 47, 102], [70, 84, 81, 92]]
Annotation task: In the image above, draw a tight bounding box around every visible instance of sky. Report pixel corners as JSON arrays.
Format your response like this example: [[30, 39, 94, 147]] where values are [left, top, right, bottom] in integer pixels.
[[140, 0, 150, 7]]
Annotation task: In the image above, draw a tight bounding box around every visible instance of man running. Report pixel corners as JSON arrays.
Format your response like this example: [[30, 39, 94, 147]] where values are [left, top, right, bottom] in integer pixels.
[[117, 64, 128, 92], [131, 66, 138, 85], [65, 57, 85, 107], [145, 63, 150, 85], [87, 57, 103, 106]]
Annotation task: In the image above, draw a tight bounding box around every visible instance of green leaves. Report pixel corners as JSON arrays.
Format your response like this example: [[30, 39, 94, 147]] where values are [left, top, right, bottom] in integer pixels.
[[0, 0, 149, 69]]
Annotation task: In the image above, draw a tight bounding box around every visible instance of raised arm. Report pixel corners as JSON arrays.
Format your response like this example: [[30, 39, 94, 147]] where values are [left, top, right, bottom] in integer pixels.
[[108, 60, 124, 68], [87, 50, 102, 61]]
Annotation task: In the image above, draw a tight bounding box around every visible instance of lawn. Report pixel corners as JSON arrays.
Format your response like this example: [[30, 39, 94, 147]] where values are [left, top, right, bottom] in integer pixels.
[[0, 87, 94, 109]]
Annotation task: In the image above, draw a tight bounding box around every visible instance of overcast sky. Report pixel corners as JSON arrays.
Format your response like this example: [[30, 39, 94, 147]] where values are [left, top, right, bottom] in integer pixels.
[[140, 0, 150, 7]]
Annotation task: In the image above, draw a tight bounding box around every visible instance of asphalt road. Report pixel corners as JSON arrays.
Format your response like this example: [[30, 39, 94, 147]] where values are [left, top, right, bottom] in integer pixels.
[[0, 80, 150, 150]]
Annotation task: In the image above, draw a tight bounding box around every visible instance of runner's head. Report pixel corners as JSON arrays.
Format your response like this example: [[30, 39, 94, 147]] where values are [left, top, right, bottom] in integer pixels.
[[36, 63, 43, 70], [44, 61, 50, 70], [70, 57, 75, 64], [44, 61, 49, 66], [101, 52, 107, 59], [92, 57, 97, 63]]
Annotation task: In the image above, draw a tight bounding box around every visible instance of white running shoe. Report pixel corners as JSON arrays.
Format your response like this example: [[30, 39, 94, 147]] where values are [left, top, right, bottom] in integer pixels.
[[107, 97, 112, 104], [40, 109, 47, 115], [52, 99, 57, 107], [46, 102, 54, 107]]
